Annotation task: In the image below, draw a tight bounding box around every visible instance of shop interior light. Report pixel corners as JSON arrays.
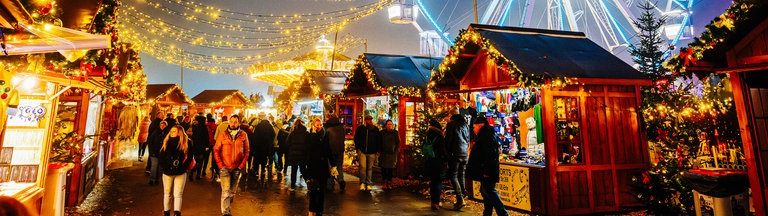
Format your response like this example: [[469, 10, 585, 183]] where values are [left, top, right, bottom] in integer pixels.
[[22, 77, 38, 90]]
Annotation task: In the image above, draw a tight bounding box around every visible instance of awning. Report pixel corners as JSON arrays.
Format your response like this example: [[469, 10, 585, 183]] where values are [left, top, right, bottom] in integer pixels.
[[17, 72, 109, 92], [0, 0, 110, 58], [3, 23, 110, 58]]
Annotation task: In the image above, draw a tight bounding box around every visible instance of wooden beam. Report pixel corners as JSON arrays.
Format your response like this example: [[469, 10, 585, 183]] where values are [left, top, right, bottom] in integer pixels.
[[715, 63, 768, 73], [573, 78, 652, 86]]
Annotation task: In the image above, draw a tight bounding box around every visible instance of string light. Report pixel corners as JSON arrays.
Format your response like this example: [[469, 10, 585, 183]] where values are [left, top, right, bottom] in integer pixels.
[[340, 54, 426, 98], [146, 84, 194, 104], [118, 1, 387, 74]]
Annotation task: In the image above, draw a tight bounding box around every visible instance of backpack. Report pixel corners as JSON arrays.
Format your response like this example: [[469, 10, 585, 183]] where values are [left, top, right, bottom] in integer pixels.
[[422, 137, 438, 159]]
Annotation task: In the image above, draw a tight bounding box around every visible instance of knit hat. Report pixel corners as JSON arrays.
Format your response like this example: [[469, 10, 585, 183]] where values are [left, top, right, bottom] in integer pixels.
[[473, 116, 488, 125]]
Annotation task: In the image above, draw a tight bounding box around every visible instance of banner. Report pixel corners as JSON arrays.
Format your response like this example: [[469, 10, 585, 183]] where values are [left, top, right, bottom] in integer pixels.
[[472, 164, 531, 211]]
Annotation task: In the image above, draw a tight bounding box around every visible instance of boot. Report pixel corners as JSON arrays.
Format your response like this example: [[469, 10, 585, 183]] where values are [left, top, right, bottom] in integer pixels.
[[163, 211, 170, 216], [339, 181, 346, 192], [174, 211, 181, 216]]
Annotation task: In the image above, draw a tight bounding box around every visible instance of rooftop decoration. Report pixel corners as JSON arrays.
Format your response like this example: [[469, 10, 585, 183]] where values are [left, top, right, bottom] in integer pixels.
[[145, 84, 194, 105], [192, 90, 249, 107], [341, 53, 439, 98]]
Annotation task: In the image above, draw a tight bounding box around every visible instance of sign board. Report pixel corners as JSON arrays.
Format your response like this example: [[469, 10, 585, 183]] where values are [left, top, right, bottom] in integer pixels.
[[472, 164, 531, 211]]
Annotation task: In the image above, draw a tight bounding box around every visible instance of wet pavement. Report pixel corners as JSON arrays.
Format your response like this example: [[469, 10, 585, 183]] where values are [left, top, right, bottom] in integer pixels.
[[71, 160, 504, 216]]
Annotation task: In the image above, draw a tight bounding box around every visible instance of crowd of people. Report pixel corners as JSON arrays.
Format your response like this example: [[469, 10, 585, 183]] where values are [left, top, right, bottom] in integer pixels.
[[135, 109, 509, 216]]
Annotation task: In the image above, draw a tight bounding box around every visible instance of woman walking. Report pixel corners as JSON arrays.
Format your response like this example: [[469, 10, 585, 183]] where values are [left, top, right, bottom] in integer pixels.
[[285, 119, 309, 191], [468, 117, 508, 216], [158, 125, 194, 216], [379, 120, 400, 189], [426, 119, 448, 210], [305, 118, 338, 215], [138, 116, 151, 162]]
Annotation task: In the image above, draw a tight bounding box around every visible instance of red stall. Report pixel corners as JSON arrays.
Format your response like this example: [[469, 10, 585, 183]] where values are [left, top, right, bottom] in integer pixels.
[[192, 90, 249, 119], [341, 53, 442, 177], [432, 24, 651, 215]]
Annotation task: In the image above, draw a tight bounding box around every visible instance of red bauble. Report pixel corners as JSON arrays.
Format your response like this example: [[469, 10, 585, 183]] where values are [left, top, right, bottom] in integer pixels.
[[39, 3, 52, 15], [669, 45, 675, 50], [728, 13, 735, 19], [379, 87, 387, 95], [710, 41, 717, 47]]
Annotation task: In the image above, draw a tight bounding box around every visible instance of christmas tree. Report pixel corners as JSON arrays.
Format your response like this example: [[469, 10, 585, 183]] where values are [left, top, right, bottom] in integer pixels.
[[631, 2, 752, 215]]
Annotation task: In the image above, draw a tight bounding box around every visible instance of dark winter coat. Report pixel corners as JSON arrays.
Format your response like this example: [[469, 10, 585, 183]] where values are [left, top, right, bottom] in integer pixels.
[[190, 116, 210, 154], [445, 114, 470, 159], [148, 117, 163, 136], [379, 129, 400, 168], [148, 128, 167, 156], [159, 137, 194, 176], [164, 117, 177, 127], [276, 128, 289, 154], [467, 125, 500, 183], [285, 124, 309, 165], [252, 120, 277, 158], [324, 117, 345, 155], [425, 126, 448, 178], [354, 124, 381, 154], [304, 128, 333, 179]]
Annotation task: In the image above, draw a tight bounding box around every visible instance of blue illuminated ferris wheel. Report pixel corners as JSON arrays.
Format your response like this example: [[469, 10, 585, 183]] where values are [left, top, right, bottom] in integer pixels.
[[389, 0, 695, 55]]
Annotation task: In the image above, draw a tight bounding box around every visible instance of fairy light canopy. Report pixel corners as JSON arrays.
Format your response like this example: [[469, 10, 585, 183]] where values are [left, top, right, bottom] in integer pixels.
[[433, 24, 647, 92], [342, 53, 441, 98], [250, 50, 353, 87], [145, 84, 194, 105]]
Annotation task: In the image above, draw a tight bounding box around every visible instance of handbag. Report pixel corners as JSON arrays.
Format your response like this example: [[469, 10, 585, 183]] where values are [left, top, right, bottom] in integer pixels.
[[186, 155, 196, 171]]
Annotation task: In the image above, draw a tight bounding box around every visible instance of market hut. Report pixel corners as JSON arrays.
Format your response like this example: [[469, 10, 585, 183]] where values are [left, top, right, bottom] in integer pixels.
[[192, 90, 249, 119], [341, 53, 443, 176], [670, 3, 768, 215], [432, 24, 650, 215], [145, 84, 194, 117], [0, 0, 115, 213]]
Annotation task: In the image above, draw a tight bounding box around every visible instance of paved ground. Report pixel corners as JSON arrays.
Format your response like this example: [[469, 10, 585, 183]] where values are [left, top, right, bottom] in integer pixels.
[[70, 159, 517, 216]]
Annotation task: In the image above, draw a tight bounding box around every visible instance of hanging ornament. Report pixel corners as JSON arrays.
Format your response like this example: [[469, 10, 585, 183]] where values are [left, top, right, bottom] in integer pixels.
[[380, 87, 387, 95], [669, 45, 675, 50], [709, 41, 717, 47], [39, 3, 53, 15]]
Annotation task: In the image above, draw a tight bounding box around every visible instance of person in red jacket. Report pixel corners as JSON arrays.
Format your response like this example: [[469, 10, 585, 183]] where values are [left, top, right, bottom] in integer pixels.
[[213, 114, 249, 216]]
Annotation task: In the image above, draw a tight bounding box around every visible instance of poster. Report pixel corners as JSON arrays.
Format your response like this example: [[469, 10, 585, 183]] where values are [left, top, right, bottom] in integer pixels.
[[472, 164, 531, 211]]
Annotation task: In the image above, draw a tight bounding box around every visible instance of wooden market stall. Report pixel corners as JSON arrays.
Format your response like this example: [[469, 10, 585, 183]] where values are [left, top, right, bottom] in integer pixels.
[[678, 4, 768, 215], [0, 0, 112, 214], [432, 24, 650, 215], [341, 53, 442, 177], [192, 90, 249, 119], [145, 84, 194, 117]]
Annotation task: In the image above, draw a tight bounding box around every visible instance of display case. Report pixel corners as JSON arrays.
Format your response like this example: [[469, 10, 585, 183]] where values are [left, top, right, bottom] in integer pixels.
[[553, 97, 583, 165], [0, 81, 57, 199], [403, 102, 422, 146]]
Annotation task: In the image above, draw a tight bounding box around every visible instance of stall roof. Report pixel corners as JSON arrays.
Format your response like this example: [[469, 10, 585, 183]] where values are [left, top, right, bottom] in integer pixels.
[[145, 84, 193, 104], [343, 53, 442, 97], [308, 69, 348, 95], [439, 24, 646, 88], [192, 90, 248, 105]]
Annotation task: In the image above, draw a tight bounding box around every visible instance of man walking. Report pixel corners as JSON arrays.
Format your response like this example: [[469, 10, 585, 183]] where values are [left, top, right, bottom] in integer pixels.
[[445, 109, 470, 210], [354, 115, 380, 191], [213, 115, 249, 216]]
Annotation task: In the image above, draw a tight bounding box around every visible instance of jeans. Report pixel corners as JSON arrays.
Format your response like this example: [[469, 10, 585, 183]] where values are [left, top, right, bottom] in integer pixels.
[[220, 168, 241, 215], [200, 150, 210, 176], [327, 153, 345, 190], [358, 152, 377, 186], [162, 173, 187, 211], [427, 158, 445, 205], [308, 177, 328, 213], [138, 142, 148, 158], [289, 164, 304, 188], [275, 151, 284, 172], [480, 180, 508, 216], [382, 168, 394, 181], [150, 156, 160, 181], [448, 157, 467, 202]]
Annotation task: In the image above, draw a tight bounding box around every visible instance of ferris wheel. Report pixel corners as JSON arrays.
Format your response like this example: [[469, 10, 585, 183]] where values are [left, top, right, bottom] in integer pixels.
[[389, 0, 695, 56]]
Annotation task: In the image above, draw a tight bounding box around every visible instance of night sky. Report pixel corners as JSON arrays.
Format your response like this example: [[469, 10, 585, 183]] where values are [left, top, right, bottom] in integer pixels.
[[137, 0, 730, 99]]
